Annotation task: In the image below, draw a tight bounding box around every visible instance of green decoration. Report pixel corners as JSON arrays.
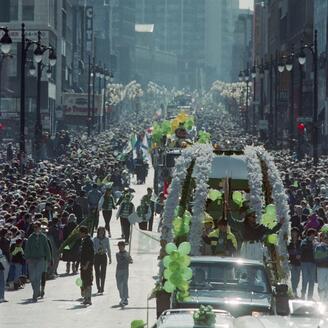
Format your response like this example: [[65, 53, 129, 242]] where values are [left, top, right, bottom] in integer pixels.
[[169, 250, 180, 261], [75, 277, 83, 288], [293, 181, 299, 187], [267, 234, 278, 245], [232, 191, 244, 208], [131, 320, 146, 328], [193, 305, 216, 327], [164, 269, 172, 280], [178, 241, 191, 256], [182, 267, 193, 280], [169, 261, 182, 272], [169, 272, 183, 287], [321, 224, 328, 234], [180, 255, 191, 267], [161, 120, 172, 135], [163, 255, 172, 268], [198, 130, 211, 144], [165, 242, 177, 255], [208, 188, 222, 202], [163, 281, 176, 293], [178, 280, 190, 292], [185, 116, 195, 130]]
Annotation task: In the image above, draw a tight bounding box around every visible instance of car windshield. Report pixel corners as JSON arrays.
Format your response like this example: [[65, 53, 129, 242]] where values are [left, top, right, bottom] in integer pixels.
[[190, 262, 270, 294]]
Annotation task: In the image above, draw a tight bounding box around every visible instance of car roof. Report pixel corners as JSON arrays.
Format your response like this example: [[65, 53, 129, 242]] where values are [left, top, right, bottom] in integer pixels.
[[190, 256, 265, 267]]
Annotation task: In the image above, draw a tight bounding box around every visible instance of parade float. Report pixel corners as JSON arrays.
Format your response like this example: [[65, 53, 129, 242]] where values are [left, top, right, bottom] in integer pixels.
[[150, 112, 197, 195], [154, 143, 290, 317]]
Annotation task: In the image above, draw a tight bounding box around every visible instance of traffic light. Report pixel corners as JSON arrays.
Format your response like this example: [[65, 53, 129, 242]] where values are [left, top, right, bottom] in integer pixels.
[[297, 122, 305, 135]]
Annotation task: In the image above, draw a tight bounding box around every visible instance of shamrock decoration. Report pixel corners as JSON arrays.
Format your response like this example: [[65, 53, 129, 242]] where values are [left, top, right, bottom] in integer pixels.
[[193, 305, 216, 327]]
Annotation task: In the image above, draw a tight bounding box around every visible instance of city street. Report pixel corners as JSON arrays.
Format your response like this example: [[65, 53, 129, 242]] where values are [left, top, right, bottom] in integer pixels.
[[0, 170, 160, 328]]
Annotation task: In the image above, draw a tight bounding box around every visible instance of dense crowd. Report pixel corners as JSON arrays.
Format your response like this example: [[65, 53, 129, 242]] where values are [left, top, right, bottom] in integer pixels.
[[0, 123, 154, 305]]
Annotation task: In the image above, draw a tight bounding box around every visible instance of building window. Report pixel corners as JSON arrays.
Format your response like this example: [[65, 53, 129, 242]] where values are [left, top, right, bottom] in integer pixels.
[[22, 0, 35, 21]]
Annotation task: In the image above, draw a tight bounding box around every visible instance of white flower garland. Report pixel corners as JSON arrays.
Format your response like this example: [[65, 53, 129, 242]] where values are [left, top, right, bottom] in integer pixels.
[[244, 146, 263, 223], [255, 146, 290, 277], [160, 146, 196, 243], [189, 144, 213, 255]]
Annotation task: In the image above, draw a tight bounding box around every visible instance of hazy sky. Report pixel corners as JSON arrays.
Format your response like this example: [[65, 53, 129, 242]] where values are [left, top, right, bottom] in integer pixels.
[[240, 0, 254, 10]]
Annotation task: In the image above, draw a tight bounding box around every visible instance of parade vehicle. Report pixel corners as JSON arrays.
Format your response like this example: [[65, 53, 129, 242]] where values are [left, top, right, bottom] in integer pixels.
[[156, 144, 290, 318], [153, 308, 234, 328], [171, 257, 273, 318]]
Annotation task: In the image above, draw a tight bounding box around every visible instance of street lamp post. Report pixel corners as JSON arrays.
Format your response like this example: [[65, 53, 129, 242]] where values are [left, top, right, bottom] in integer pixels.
[[91, 56, 96, 135], [251, 64, 257, 135], [87, 55, 91, 136], [102, 69, 111, 131], [298, 30, 318, 165], [33, 31, 56, 161], [239, 68, 250, 133]]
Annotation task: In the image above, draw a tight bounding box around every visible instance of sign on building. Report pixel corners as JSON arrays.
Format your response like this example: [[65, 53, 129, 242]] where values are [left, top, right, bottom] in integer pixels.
[[63, 93, 102, 117]]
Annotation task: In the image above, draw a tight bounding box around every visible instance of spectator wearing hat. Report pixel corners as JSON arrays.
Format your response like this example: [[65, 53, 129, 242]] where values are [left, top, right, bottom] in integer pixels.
[[300, 228, 317, 300], [25, 221, 51, 302], [288, 227, 302, 298]]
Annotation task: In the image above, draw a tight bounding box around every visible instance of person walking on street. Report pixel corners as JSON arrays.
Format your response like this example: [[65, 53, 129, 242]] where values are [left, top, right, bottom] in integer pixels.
[[300, 228, 317, 300], [314, 229, 328, 301], [116, 241, 132, 307], [287, 227, 302, 298], [138, 188, 153, 231], [24, 221, 51, 302], [0, 249, 8, 303], [117, 193, 135, 244], [79, 226, 94, 305], [98, 187, 116, 237], [87, 184, 102, 234], [93, 227, 111, 294]]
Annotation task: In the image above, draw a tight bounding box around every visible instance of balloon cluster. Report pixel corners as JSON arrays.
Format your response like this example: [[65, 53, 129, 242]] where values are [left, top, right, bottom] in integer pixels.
[[193, 305, 216, 327], [171, 112, 194, 132], [152, 120, 172, 144], [172, 210, 191, 238], [198, 130, 211, 144], [163, 242, 193, 302], [262, 204, 278, 245]]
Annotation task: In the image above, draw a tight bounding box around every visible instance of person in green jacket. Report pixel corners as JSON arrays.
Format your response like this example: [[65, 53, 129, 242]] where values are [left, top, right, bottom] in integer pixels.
[[25, 221, 51, 302]]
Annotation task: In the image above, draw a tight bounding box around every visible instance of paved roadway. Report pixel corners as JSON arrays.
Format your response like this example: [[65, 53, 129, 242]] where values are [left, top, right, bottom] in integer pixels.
[[1, 169, 160, 328]]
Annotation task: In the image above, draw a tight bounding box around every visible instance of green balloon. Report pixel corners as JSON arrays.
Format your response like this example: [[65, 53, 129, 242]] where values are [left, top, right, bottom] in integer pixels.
[[178, 280, 189, 291], [75, 277, 83, 288], [178, 242, 191, 256], [164, 269, 173, 280], [165, 242, 177, 255], [183, 211, 192, 222], [170, 250, 179, 261], [169, 272, 183, 287], [164, 281, 176, 293], [169, 261, 181, 272], [163, 255, 172, 268], [180, 255, 191, 267], [182, 267, 193, 280]]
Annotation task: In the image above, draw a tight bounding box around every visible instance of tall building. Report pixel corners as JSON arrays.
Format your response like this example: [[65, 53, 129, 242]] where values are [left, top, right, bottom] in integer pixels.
[[205, 0, 239, 84], [111, 0, 136, 83], [231, 9, 253, 81], [314, 0, 328, 135], [0, 0, 63, 138]]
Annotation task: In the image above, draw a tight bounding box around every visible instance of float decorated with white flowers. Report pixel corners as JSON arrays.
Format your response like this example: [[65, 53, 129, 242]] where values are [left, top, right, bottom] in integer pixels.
[[154, 143, 290, 317]]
